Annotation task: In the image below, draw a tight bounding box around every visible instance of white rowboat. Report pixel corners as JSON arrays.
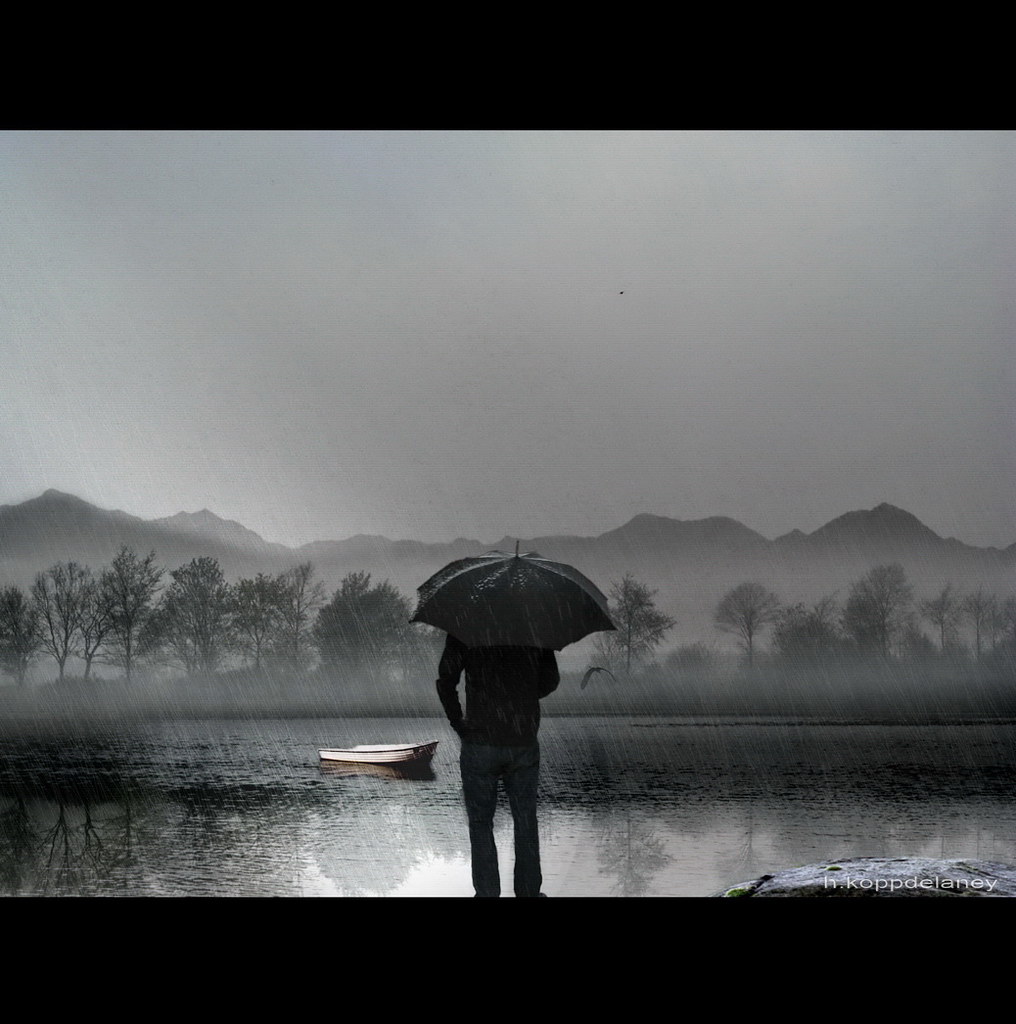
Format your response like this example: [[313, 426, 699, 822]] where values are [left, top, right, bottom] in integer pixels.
[[318, 741, 438, 766]]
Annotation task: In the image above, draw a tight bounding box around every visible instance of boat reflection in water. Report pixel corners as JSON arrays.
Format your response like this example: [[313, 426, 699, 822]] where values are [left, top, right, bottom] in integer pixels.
[[319, 761, 436, 781]]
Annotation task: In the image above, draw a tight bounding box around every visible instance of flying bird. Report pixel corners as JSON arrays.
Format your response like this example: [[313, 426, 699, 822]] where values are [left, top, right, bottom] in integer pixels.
[[581, 666, 618, 690]]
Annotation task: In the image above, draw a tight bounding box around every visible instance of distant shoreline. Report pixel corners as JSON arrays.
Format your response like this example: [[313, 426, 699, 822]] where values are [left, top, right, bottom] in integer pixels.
[[3, 698, 1015, 733]]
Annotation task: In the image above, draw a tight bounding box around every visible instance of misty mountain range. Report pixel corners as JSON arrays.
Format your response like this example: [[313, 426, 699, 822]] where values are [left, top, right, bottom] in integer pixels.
[[2, 490, 1013, 645]]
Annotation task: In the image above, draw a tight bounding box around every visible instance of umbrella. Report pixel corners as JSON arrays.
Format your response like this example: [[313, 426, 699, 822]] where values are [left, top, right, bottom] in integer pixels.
[[410, 546, 616, 650]]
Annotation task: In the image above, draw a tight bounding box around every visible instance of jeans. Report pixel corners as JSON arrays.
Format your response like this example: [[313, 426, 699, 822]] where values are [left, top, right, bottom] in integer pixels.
[[460, 741, 542, 898]]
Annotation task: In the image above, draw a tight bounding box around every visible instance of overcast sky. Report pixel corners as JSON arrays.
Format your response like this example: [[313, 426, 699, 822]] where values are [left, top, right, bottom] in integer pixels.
[[2, 131, 1013, 547]]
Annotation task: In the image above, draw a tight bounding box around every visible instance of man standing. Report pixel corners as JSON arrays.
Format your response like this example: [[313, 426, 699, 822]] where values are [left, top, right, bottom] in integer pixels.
[[436, 632, 559, 898]]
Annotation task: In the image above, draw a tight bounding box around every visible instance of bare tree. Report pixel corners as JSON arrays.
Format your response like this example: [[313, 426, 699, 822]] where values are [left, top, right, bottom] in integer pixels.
[[595, 573, 675, 673], [841, 563, 913, 658], [313, 571, 414, 676], [714, 582, 781, 667], [276, 562, 326, 669], [920, 583, 963, 653], [0, 586, 41, 687], [100, 547, 164, 682], [78, 572, 112, 679], [962, 587, 997, 660], [233, 573, 287, 669], [32, 562, 91, 680], [153, 557, 235, 674], [772, 595, 843, 662]]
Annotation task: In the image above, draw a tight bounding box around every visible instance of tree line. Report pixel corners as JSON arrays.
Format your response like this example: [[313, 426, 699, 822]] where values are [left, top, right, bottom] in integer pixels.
[[4, 549, 1015, 687], [592, 564, 1016, 675], [0, 547, 440, 687], [712, 565, 1016, 668]]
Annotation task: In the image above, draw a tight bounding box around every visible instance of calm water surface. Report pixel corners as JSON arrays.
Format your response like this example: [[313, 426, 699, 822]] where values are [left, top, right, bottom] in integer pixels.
[[2, 716, 1014, 897]]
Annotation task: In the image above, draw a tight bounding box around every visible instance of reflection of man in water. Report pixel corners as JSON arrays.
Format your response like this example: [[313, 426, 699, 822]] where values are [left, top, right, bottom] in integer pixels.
[[436, 633, 559, 898]]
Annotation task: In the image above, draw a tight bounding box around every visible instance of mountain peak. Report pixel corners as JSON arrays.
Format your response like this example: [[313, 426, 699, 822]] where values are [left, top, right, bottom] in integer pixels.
[[12, 489, 102, 512], [154, 508, 276, 551], [627, 513, 678, 527], [41, 488, 90, 503], [604, 512, 767, 547], [872, 502, 911, 517], [162, 508, 234, 526], [812, 503, 940, 541], [775, 528, 807, 543]]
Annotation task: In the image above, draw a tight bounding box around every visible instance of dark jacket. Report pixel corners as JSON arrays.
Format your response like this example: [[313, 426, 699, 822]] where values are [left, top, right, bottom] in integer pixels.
[[436, 634, 559, 747]]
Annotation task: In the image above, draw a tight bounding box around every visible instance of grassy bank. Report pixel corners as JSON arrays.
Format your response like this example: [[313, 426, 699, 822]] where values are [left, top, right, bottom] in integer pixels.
[[2, 654, 1015, 730]]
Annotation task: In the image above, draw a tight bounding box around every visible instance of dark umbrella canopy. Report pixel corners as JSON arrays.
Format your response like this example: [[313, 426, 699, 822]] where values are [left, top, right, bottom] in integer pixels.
[[411, 549, 616, 650]]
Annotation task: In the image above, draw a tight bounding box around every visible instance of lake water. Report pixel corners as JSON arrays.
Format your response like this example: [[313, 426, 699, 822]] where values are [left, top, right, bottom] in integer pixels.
[[2, 715, 1014, 897]]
